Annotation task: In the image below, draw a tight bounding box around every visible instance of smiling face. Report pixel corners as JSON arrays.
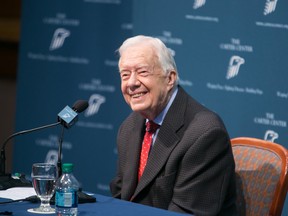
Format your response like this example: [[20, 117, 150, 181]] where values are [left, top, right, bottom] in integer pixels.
[[119, 44, 176, 120]]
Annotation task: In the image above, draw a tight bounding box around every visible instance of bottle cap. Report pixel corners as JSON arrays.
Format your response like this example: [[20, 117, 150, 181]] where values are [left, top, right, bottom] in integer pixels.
[[62, 163, 74, 173]]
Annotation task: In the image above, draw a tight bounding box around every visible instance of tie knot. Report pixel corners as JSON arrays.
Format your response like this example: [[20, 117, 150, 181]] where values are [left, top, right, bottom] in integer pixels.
[[146, 121, 160, 133]]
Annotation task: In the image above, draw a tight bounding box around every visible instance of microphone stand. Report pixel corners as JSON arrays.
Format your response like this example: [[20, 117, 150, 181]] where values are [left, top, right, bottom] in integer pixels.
[[57, 125, 65, 177], [54, 123, 97, 204], [0, 100, 89, 190], [0, 122, 61, 190]]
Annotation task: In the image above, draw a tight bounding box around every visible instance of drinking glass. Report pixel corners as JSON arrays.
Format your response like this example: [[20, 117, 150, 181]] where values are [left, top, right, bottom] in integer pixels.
[[28, 163, 57, 213]]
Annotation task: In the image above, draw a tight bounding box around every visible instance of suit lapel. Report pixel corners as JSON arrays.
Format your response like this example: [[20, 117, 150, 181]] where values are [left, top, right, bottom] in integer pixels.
[[133, 87, 187, 198], [121, 116, 145, 200], [133, 123, 181, 196]]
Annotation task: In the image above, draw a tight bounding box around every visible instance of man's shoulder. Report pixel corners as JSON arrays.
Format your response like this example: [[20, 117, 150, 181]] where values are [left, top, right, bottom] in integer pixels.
[[177, 86, 227, 130]]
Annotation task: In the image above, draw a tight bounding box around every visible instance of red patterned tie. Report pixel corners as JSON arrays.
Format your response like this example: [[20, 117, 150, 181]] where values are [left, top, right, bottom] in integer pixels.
[[138, 121, 160, 180]]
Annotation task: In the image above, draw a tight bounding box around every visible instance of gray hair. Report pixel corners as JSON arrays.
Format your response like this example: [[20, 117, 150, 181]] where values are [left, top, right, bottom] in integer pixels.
[[117, 35, 179, 84]]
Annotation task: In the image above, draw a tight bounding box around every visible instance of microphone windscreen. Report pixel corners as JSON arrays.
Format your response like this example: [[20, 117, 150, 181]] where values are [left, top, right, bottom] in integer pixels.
[[72, 100, 89, 113]]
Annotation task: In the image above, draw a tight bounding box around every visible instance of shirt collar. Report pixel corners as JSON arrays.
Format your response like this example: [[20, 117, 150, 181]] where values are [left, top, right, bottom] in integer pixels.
[[152, 87, 178, 126]]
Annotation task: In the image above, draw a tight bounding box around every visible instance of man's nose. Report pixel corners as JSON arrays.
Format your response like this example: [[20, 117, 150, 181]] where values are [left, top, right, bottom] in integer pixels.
[[127, 72, 140, 87]]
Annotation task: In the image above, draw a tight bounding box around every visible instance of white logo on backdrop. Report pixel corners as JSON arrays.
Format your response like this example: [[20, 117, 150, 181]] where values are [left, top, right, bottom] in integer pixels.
[[254, 112, 287, 127], [264, 0, 278, 15], [157, 31, 183, 45], [264, 130, 279, 142], [85, 94, 106, 117], [193, 0, 206, 9], [45, 150, 59, 165], [49, 28, 70, 51], [226, 56, 245, 80]]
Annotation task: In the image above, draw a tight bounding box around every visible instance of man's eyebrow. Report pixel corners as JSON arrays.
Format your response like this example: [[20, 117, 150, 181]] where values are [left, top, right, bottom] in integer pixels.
[[134, 65, 151, 71], [119, 67, 128, 71], [119, 65, 149, 72]]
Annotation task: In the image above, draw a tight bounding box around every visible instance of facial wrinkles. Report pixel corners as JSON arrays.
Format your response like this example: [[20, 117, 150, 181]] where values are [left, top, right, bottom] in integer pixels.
[[120, 56, 155, 92], [119, 47, 150, 70], [143, 68, 171, 118], [154, 77, 170, 114], [119, 45, 173, 119]]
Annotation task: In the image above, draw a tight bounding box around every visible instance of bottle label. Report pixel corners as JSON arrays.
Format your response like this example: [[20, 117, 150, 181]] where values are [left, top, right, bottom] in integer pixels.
[[56, 190, 78, 208]]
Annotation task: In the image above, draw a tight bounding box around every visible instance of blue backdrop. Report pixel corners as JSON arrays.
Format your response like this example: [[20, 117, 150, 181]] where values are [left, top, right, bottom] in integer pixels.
[[13, 0, 288, 214]]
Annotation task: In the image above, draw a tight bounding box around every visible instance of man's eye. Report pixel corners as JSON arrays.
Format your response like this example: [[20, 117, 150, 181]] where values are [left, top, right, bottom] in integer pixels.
[[138, 71, 148, 76], [120, 72, 130, 79]]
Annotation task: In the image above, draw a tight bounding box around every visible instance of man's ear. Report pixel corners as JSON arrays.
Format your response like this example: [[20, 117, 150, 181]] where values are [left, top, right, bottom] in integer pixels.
[[167, 70, 177, 89]]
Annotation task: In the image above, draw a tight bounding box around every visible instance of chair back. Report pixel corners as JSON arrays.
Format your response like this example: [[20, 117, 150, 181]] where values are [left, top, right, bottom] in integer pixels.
[[231, 137, 288, 216]]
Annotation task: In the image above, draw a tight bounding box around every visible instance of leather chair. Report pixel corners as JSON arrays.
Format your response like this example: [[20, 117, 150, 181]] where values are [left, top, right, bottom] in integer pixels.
[[231, 137, 288, 216]]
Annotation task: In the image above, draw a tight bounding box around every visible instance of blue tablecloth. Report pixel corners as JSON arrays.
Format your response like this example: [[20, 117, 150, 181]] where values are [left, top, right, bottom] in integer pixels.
[[0, 194, 188, 215]]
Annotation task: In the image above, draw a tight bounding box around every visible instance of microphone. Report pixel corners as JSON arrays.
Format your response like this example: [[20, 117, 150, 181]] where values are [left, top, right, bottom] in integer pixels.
[[72, 100, 89, 113], [0, 100, 89, 190], [57, 100, 88, 128], [56, 100, 89, 176]]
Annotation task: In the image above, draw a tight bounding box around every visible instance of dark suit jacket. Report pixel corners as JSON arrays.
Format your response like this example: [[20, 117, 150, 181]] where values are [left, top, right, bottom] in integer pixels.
[[110, 86, 238, 216]]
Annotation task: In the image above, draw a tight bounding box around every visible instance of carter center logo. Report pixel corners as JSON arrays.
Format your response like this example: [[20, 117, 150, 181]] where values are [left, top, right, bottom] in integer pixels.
[[49, 28, 70, 51], [226, 56, 245, 80], [264, 0, 278, 15], [85, 94, 106, 117], [45, 150, 59, 165], [264, 130, 279, 142], [193, 0, 206, 9]]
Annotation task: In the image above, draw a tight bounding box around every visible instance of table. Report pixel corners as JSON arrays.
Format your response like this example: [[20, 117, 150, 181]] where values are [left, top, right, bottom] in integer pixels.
[[0, 193, 188, 216]]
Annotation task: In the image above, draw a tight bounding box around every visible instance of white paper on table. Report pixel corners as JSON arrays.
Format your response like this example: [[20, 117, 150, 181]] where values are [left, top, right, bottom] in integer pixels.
[[0, 187, 36, 200]]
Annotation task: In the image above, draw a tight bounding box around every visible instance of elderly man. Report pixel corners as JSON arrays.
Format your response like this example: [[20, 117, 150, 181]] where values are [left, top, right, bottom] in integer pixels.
[[110, 35, 237, 215]]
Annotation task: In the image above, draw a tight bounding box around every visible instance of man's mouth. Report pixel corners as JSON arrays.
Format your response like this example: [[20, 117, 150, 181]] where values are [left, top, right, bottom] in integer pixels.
[[132, 92, 146, 98]]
